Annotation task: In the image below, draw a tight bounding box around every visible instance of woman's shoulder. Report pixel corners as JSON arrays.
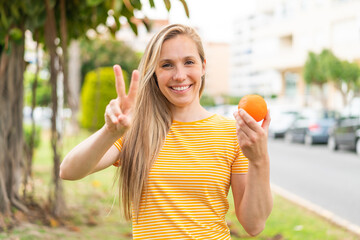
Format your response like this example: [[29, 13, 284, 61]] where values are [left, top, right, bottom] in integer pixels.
[[211, 114, 236, 126], [200, 114, 236, 134]]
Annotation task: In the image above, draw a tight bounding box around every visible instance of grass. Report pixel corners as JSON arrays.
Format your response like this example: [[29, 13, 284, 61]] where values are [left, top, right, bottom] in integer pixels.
[[1, 128, 359, 240]]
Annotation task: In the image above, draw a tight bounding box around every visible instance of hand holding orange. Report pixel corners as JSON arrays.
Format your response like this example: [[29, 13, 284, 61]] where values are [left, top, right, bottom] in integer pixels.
[[238, 94, 267, 122]]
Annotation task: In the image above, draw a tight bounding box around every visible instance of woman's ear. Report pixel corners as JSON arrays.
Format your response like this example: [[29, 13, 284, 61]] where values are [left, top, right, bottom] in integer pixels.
[[202, 59, 206, 76]]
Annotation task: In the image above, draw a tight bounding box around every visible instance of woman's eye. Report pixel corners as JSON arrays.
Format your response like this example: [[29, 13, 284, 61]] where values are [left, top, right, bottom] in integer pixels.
[[162, 63, 172, 68], [185, 60, 194, 65]]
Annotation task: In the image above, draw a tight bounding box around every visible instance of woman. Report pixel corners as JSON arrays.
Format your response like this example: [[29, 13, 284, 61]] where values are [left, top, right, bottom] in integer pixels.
[[60, 24, 273, 239]]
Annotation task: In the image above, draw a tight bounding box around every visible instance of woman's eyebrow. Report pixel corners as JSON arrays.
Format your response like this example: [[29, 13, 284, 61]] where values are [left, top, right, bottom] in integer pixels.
[[159, 56, 197, 62], [158, 58, 172, 63]]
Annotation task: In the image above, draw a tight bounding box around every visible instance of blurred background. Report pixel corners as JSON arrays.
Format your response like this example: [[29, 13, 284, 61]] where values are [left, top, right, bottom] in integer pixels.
[[1, 0, 360, 239]]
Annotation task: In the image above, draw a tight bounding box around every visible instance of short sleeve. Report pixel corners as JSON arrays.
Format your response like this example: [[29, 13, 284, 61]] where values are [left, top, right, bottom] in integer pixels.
[[231, 141, 248, 174], [113, 137, 124, 167]]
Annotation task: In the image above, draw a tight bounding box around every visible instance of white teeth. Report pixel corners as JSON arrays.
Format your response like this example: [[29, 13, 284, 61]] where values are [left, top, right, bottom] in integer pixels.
[[172, 85, 190, 91]]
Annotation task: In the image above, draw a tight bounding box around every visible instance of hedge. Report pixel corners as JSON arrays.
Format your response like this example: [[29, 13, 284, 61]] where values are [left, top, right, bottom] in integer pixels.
[[80, 67, 129, 130]]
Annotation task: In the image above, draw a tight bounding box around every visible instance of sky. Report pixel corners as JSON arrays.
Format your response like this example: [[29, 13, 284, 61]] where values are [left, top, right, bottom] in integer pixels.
[[139, 0, 256, 43]]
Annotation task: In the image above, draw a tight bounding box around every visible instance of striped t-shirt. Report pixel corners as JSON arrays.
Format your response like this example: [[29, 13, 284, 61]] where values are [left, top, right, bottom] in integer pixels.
[[113, 114, 248, 239]]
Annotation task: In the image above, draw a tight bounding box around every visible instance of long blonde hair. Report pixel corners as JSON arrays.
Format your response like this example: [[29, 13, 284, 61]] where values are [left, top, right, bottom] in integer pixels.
[[117, 24, 206, 221]]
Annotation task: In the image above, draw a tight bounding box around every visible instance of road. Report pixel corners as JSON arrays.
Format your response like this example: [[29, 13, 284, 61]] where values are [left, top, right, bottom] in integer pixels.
[[268, 138, 360, 227]]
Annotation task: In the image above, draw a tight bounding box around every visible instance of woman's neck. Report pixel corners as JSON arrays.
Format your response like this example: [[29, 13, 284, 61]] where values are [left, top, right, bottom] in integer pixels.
[[171, 104, 213, 123]]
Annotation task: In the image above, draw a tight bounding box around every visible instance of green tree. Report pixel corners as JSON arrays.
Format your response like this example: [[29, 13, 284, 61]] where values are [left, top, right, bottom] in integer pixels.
[[80, 38, 141, 85], [320, 49, 360, 105], [337, 61, 360, 104], [0, 0, 189, 223], [0, 0, 28, 217], [303, 51, 329, 109]]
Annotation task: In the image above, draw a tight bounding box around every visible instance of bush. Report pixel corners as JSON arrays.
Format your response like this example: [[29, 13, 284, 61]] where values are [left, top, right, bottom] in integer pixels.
[[80, 67, 129, 130]]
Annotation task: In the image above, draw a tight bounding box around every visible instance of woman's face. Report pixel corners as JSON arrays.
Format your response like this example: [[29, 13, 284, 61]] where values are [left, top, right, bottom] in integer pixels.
[[155, 35, 205, 111]]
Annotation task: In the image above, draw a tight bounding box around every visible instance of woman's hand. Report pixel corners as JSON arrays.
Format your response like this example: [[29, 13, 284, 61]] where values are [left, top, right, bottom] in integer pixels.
[[233, 109, 271, 164], [232, 109, 273, 235], [104, 65, 139, 134]]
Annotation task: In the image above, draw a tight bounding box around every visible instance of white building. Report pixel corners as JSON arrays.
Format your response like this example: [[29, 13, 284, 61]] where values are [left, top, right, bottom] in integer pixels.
[[231, 0, 360, 109]]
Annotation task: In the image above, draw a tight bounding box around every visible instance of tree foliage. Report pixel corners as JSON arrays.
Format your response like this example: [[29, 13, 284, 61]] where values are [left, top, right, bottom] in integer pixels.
[[0, 0, 189, 224], [80, 38, 141, 84], [303, 51, 328, 86], [303, 49, 360, 107]]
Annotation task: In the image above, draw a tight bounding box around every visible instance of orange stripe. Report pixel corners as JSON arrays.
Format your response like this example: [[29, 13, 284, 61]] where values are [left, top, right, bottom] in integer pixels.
[[113, 114, 247, 239]]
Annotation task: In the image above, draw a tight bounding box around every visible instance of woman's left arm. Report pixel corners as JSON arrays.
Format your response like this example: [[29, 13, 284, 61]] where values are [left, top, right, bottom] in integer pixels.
[[231, 109, 273, 237]]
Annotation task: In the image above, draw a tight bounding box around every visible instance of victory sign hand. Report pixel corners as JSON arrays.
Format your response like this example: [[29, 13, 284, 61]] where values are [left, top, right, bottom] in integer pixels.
[[104, 65, 139, 133]]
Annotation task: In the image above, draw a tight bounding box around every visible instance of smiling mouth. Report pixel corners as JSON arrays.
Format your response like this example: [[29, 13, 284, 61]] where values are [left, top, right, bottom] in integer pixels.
[[170, 85, 192, 91]]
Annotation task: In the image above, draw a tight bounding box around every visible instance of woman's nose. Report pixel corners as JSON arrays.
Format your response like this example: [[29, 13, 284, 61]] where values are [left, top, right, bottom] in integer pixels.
[[173, 66, 186, 81]]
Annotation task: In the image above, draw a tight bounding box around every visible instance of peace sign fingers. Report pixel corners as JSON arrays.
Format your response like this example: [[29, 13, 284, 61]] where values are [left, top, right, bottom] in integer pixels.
[[113, 65, 126, 101], [127, 70, 140, 103]]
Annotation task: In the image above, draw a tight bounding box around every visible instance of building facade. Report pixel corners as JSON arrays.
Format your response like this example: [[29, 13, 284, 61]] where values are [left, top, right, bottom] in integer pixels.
[[231, 0, 360, 109]]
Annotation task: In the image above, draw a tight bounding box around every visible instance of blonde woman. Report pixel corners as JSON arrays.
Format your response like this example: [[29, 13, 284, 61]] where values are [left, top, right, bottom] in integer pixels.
[[60, 24, 273, 239]]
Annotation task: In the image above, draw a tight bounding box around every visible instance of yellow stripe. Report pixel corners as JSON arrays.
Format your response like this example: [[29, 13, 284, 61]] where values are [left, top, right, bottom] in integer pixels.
[[114, 114, 247, 239]]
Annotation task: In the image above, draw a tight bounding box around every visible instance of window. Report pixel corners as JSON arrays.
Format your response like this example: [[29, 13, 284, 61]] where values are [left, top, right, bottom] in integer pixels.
[[280, 34, 293, 48]]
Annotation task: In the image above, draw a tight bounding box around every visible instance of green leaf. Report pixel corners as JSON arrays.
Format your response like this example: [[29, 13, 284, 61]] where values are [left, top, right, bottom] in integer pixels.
[[0, 30, 6, 45], [0, 7, 9, 29], [49, 0, 57, 8], [10, 5, 20, 19], [114, 14, 121, 30], [24, 1, 43, 16], [163, 0, 171, 11], [112, 0, 123, 13], [9, 28, 23, 41], [86, 0, 104, 7], [132, 0, 142, 10], [148, 0, 155, 8], [120, 5, 134, 19], [123, 0, 134, 11], [128, 19, 138, 35], [179, 0, 189, 17], [108, 25, 116, 37], [142, 17, 151, 32]]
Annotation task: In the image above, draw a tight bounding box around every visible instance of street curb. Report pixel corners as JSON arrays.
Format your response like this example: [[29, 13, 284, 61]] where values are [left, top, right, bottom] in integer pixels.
[[271, 184, 360, 237]]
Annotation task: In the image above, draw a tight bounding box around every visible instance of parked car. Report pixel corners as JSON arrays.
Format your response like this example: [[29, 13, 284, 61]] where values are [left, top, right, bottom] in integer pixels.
[[284, 109, 338, 145], [268, 110, 299, 138], [328, 115, 360, 156]]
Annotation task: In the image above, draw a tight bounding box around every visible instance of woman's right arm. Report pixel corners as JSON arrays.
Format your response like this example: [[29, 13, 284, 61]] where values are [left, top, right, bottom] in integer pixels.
[[59, 65, 139, 180], [59, 126, 123, 180]]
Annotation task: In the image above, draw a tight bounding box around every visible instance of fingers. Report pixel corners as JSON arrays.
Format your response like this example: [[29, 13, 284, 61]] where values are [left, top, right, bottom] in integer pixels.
[[127, 70, 140, 102], [261, 109, 271, 132], [113, 65, 126, 100], [233, 108, 268, 141], [237, 109, 260, 131], [234, 111, 251, 137], [105, 99, 122, 124], [117, 115, 131, 128]]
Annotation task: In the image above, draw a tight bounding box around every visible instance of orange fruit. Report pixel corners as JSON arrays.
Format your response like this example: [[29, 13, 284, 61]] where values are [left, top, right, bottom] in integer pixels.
[[238, 94, 267, 122]]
